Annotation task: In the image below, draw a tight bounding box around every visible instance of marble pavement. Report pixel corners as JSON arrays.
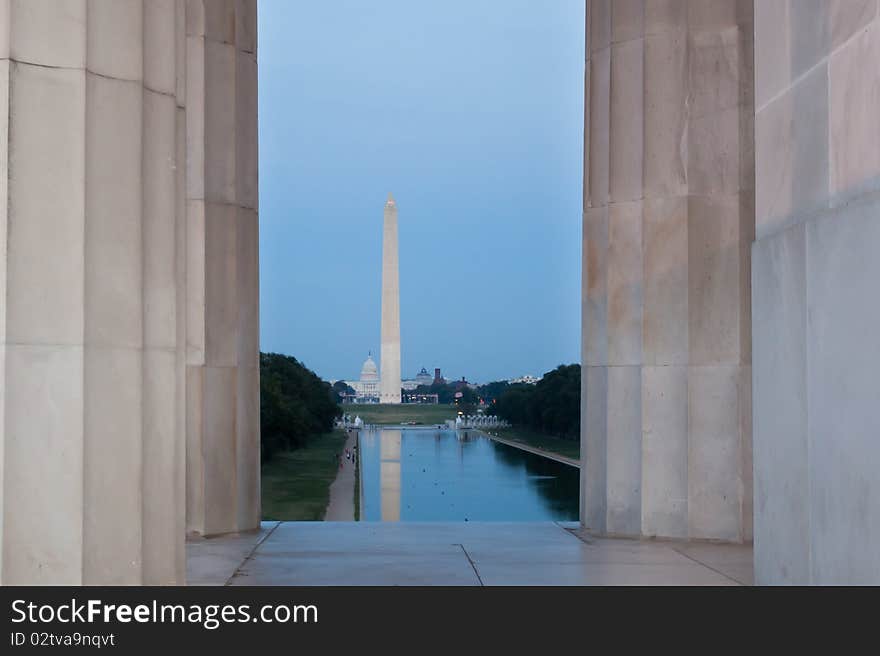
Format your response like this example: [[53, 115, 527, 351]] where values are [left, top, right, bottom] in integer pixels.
[[187, 522, 753, 586]]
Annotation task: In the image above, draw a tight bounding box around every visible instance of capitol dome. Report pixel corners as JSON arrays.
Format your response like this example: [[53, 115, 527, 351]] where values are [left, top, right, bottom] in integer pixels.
[[360, 354, 379, 382]]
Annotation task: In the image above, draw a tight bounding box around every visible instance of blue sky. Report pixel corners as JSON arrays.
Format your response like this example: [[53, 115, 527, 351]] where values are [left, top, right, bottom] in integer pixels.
[[258, 0, 584, 384]]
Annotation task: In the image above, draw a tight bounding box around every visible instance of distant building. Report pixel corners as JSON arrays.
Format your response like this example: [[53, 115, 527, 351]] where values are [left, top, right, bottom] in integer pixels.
[[508, 374, 541, 385], [400, 366, 435, 391], [433, 368, 446, 385], [342, 353, 380, 403], [452, 376, 470, 391], [415, 367, 433, 386], [344, 359, 450, 400], [402, 392, 439, 405]]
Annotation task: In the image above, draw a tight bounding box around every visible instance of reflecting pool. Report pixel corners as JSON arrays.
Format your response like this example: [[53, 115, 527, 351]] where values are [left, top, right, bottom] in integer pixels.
[[358, 428, 578, 521]]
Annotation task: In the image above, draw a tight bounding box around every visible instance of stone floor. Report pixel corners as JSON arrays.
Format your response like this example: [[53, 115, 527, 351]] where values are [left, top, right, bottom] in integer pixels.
[[187, 522, 753, 586]]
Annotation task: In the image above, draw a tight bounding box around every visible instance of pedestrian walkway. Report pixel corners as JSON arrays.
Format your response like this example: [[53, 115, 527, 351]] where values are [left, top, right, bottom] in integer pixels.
[[324, 429, 358, 521]]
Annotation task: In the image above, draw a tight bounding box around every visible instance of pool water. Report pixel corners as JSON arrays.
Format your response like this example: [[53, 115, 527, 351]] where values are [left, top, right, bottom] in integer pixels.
[[358, 428, 579, 522]]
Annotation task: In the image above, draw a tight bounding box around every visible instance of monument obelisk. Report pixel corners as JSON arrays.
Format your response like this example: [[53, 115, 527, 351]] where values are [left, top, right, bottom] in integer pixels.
[[380, 193, 402, 403]]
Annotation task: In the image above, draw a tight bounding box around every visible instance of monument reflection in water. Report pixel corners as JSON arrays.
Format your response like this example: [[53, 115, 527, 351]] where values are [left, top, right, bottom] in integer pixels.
[[359, 428, 578, 522]]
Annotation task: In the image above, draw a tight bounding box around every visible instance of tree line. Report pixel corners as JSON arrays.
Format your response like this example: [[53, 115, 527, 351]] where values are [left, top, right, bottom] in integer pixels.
[[482, 364, 581, 441], [404, 364, 581, 441], [266, 354, 582, 449], [260, 352, 340, 463], [411, 381, 479, 406]]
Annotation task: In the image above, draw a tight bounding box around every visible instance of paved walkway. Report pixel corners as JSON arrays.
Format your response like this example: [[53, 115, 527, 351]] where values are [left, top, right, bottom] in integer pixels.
[[187, 522, 753, 586], [481, 432, 580, 468], [186, 523, 279, 585], [324, 429, 358, 521]]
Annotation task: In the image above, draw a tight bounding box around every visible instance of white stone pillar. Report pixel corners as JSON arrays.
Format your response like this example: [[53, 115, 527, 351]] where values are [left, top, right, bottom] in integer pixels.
[[185, 0, 260, 537], [753, 0, 880, 584], [141, 0, 188, 585], [582, 0, 754, 542], [0, 0, 186, 584], [380, 194, 402, 404]]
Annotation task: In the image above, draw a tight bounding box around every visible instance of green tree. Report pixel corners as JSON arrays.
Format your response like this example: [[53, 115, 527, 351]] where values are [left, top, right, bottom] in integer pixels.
[[414, 381, 455, 404], [454, 385, 479, 415], [331, 379, 355, 403], [491, 365, 581, 441], [260, 352, 341, 463], [476, 380, 509, 405]]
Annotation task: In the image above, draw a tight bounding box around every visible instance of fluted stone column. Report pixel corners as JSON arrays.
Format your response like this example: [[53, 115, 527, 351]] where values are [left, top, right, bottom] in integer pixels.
[[0, 0, 259, 583], [582, 0, 754, 542], [0, 0, 187, 584], [753, 0, 880, 584], [184, 0, 260, 537]]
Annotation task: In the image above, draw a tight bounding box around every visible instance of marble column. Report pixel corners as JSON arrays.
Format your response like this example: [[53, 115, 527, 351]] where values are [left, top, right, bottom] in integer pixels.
[[0, 0, 259, 583], [184, 0, 260, 538], [753, 0, 880, 584], [582, 0, 754, 542], [0, 0, 186, 584]]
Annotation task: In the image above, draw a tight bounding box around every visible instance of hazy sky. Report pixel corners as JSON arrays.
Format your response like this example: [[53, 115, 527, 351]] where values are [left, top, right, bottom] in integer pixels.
[[258, 0, 584, 384]]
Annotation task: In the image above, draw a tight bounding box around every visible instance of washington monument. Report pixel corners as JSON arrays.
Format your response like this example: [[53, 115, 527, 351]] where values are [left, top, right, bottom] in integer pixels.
[[380, 193, 402, 403]]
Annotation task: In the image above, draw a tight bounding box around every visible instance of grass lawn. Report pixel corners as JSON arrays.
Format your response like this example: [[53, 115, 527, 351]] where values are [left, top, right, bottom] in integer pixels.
[[339, 403, 458, 426], [487, 427, 580, 461], [261, 430, 347, 521]]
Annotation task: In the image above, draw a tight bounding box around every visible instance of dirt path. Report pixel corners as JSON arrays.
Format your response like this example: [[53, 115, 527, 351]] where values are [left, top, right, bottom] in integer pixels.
[[324, 429, 358, 520]]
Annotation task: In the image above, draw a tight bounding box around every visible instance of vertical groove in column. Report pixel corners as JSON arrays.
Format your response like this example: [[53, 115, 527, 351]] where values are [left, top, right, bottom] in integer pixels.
[[235, 0, 259, 529], [641, 1, 689, 539], [142, 0, 184, 585], [582, 0, 612, 532], [205, 0, 240, 536], [82, 0, 145, 585], [173, 0, 187, 581], [184, 0, 206, 536], [684, 0, 753, 543], [605, 0, 646, 536], [580, 0, 590, 520], [0, 0, 10, 585], [174, 104, 187, 580]]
